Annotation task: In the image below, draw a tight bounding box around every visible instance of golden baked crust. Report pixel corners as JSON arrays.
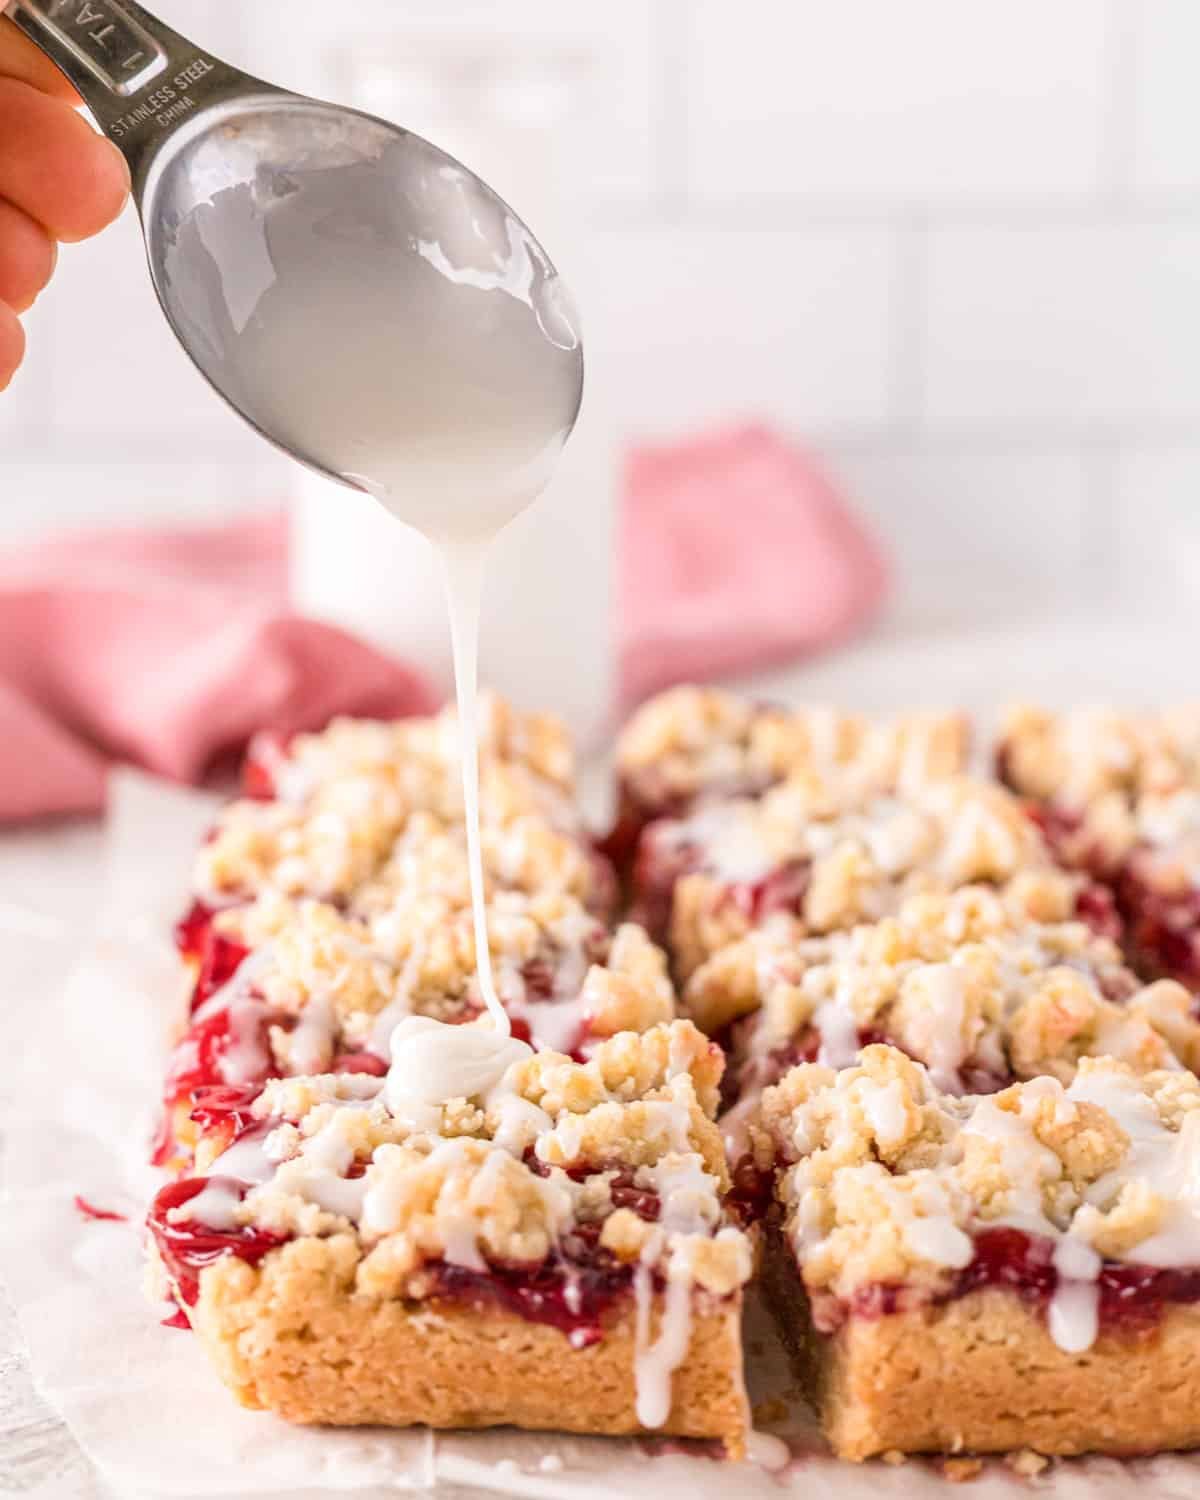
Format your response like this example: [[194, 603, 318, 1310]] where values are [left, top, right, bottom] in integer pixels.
[[192, 1249, 747, 1452], [762, 1230, 1200, 1462]]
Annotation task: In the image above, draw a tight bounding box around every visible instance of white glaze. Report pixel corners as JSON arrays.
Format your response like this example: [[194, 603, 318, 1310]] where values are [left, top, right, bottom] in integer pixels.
[[814, 974, 861, 1070], [440, 539, 509, 1033], [669, 803, 774, 885], [1048, 1237, 1101, 1354], [170, 1128, 275, 1230], [276, 993, 337, 1076], [384, 1015, 532, 1130], [745, 1429, 790, 1471], [906, 963, 969, 1092], [633, 1240, 696, 1429]]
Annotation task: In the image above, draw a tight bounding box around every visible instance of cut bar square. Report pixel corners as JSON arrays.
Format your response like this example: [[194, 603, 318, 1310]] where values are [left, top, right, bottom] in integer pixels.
[[752, 1042, 1200, 1460], [147, 1021, 752, 1452], [998, 704, 1200, 991]]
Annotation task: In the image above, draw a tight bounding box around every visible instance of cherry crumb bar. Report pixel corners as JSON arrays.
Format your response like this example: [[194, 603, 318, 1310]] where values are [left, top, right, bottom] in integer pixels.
[[751, 1043, 1200, 1461], [147, 1020, 752, 1451], [158, 705, 658, 1170], [688, 886, 1200, 1153], [606, 686, 969, 869], [159, 891, 675, 1170], [631, 771, 1116, 983], [188, 696, 605, 933], [998, 705, 1200, 990]]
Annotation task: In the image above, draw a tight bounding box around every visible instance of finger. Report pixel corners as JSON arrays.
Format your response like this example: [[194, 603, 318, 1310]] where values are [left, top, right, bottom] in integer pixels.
[[0, 16, 82, 103], [0, 197, 56, 313], [0, 78, 129, 242], [0, 301, 26, 391]]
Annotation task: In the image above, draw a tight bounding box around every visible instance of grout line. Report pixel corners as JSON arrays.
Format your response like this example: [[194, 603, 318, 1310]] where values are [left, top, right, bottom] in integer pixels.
[[888, 214, 928, 443], [1098, 0, 1141, 201], [650, 0, 690, 222], [11, 432, 1200, 474], [588, 192, 1200, 233], [816, 431, 1200, 460], [1080, 441, 1121, 607]]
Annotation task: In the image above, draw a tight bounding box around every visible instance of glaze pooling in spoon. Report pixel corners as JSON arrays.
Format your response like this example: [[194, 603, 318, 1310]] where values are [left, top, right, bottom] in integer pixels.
[[161, 128, 582, 537]]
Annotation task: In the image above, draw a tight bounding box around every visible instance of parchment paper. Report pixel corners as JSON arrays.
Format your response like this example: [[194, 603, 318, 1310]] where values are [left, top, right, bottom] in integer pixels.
[[2, 771, 1198, 1498]]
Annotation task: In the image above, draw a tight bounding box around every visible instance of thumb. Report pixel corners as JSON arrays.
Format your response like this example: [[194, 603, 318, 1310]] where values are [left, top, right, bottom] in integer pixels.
[[0, 14, 84, 103]]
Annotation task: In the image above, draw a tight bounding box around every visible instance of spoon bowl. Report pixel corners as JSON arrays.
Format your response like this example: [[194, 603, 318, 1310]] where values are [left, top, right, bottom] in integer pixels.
[[7, 0, 584, 510]]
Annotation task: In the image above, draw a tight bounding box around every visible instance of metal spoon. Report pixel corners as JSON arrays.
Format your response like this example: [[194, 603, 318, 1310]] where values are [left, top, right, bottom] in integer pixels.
[[5, 0, 583, 491]]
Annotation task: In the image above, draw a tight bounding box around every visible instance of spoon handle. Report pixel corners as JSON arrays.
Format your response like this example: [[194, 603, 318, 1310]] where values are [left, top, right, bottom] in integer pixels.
[[5, 0, 267, 191]]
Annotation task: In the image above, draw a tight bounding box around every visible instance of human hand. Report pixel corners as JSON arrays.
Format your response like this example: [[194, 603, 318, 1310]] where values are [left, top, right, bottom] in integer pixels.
[[0, 16, 130, 390]]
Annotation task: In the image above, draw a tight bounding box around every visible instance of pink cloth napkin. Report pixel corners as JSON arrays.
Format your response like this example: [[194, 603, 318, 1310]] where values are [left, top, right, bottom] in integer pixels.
[[0, 515, 437, 821], [620, 425, 886, 704], [0, 426, 885, 821]]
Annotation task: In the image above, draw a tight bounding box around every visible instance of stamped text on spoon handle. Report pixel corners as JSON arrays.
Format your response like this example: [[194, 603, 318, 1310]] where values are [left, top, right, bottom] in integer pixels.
[[9, 0, 166, 96]]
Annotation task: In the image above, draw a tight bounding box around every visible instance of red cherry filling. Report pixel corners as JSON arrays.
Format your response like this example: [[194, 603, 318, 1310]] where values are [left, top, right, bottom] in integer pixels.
[[331, 1050, 389, 1077], [1075, 882, 1122, 942], [189, 1084, 267, 1144], [599, 778, 693, 877], [74, 1195, 127, 1223], [153, 994, 285, 1165], [720, 1022, 821, 1114], [175, 899, 215, 963], [163, 996, 281, 1111], [192, 933, 251, 1013], [609, 1178, 662, 1221], [1119, 855, 1200, 992], [1025, 800, 1087, 863], [525, 1156, 663, 1222], [822, 1226, 1200, 1337], [241, 728, 295, 800], [174, 900, 251, 1012], [725, 859, 811, 926], [426, 1224, 655, 1348], [628, 825, 702, 944], [726, 1155, 775, 1228], [147, 1177, 290, 1308], [585, 846, 621, 921]]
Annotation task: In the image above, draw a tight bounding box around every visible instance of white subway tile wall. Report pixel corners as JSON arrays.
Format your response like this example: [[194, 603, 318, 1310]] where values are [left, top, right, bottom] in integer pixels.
[[686, 0, 1112, 202], [3, 2, 1198, 625], [1129, 0, 1200, 192], [579, 225, 899, 437]]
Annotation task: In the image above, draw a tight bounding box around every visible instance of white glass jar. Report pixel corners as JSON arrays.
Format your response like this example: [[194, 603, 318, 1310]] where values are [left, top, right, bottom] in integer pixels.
[[291, 384, 614, 747], [285, 24, 616, 746]]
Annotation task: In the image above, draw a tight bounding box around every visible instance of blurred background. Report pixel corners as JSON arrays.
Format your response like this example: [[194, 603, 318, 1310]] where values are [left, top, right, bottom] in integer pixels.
[[5, 0, 1199, 638]]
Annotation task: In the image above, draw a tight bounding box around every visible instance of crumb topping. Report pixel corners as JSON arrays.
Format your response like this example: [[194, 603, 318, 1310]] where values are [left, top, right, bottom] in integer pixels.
[[263, 696, 575, 805], [171, 1021, 750, 1304], [690, 887, 1196, 1093], [756, 1044, 1200, 1305], [651, 773, 1080, 978], [194, 699, 582, 905], [199, 892, 673, 1074], [1000, 703, 1200, 809], [349, 808, 607, 918], [616, 686, 968, 811]]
